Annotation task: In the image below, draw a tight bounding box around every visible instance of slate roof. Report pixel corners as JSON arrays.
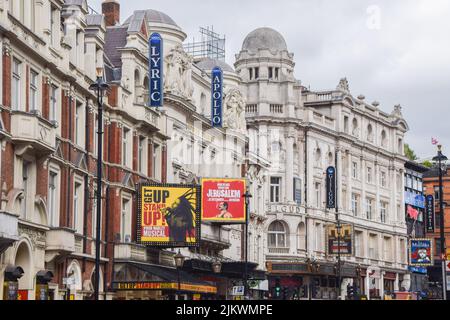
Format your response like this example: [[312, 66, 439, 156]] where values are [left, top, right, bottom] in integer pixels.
[[104, 26, 128, 68]]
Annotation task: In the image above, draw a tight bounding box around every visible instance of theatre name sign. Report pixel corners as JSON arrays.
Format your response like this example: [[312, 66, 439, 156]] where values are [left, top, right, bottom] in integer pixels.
[[265, 203, 303, 215]]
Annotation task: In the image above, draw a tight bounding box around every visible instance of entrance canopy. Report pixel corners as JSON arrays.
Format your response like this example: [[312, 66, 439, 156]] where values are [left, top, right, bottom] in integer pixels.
[[112, 263, 217, 294]]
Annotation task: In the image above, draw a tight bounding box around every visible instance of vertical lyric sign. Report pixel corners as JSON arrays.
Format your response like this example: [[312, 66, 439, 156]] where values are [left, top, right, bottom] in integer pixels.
[[149, 33, 163, 107], [211, 66, 223, 127]]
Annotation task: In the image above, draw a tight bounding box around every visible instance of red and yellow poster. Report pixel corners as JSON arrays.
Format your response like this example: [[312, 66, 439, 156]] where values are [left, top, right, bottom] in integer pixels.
[[201, 178, 246, 223], [137, 184, 200, 247]]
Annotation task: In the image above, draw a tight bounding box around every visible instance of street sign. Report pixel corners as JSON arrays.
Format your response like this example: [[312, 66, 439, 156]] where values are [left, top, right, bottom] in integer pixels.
[[232, 286, 244, 296]]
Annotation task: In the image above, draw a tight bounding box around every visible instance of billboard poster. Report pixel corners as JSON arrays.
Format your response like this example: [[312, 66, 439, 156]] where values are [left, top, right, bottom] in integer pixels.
[[201, 178, 246, 223], [211, 67, 223, 127], [326, 166, 336, 209], [425, 195, 435, 233], [410, 239, 433, 267], [148, 33, 163, 107], [326, 224, 353, 256], [137, 184, 200, 247]]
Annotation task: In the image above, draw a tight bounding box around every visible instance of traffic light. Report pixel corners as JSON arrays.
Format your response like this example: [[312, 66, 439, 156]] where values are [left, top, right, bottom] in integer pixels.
[[282, 287, 288, 300], [347, 284, 354, 300], [274, 279, 281, 299]]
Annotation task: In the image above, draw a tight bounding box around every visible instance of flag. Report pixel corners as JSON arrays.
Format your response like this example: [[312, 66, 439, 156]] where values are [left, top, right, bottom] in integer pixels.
[[432, 137, 439, 145], [407, 205, 418, 220]]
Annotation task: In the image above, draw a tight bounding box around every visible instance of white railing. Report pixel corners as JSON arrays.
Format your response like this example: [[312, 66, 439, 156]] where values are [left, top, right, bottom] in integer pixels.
[[270, 104, 283, 114]]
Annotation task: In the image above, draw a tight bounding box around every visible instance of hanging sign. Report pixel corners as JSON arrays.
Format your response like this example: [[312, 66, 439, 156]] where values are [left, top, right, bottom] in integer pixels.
[[326, 166, 336, 209], [211, 67, 223, 127], [425, 195, 435, 233], [137, 184, 201, 247], [409, 239, 433, 267], [326, 224, 353, 256], [148, 33, 163, 107]]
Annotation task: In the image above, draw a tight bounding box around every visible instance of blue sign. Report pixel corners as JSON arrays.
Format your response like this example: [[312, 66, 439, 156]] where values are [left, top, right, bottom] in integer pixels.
[[425, 195, 435, 232], [405, 191, 425, 209], [148, 33, 163, 107], [211, 67, 223, 127], [408, 266, 427, 274], [410, 239, 433, 267], [326, 166, 336, 209]]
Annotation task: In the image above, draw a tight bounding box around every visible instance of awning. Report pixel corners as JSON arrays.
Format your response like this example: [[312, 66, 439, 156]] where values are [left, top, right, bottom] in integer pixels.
[[112, 263, 217, 294]]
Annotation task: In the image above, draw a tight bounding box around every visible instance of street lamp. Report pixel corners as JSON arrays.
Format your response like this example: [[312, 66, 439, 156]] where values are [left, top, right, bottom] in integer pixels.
[[89, 67, 109, 301], [174, 250, 185, 300], [432, 145, 448, 300], [243, 189, 252, 300], [212, 260, 222, 300]]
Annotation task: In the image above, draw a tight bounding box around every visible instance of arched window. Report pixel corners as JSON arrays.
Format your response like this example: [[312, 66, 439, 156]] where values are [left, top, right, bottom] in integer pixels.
[[134, 69, 142, 103], [315, 148, 322, 162], [200, 92, 207, 114], [328, 152, 333, 165], [143, 76, 149, 105], [381, 130, 387, 147], [268, 221, 288, 248], [352, 118, 359, 136], [367, 124, 373, 142], [297, 222, 306, 251], [398, 138, 403, 154]]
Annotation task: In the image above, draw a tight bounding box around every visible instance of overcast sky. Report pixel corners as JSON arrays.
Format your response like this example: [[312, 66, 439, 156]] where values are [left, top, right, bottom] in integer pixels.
[[89, 0, 450, 159]]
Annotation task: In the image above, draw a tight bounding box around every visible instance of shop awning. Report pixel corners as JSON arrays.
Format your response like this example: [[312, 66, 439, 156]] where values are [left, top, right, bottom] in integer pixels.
[[112, 262, 217, 294]]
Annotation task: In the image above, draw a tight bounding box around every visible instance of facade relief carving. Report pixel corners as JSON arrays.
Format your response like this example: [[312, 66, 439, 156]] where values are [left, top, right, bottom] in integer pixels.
[[223, 87, 247, 134], [164, 45, 194, 100]]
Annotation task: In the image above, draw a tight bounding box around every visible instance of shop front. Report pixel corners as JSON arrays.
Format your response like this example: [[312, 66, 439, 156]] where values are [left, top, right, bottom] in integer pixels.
[[112, 262, 217, 300]]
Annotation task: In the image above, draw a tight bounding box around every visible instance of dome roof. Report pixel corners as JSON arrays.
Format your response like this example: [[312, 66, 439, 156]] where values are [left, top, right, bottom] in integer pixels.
[[242, 27, 288, 53], [123, 9, 179, 28], [195, 58, 235, 73]]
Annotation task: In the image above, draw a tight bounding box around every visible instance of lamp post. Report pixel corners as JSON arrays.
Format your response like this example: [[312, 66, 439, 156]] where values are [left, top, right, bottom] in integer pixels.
[[432, 145, 448, 300], [212, 260, 222, 300], [89, 67, 109, 301], [174, 250, 185, 300], [243, 189, 252, 300]]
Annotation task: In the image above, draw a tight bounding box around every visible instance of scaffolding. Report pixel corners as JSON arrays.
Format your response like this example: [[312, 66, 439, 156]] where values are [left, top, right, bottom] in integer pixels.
[[184, 26, 226, 61]]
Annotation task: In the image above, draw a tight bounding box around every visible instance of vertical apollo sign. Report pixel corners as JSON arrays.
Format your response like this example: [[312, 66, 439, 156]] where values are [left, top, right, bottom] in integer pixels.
[[326, 166, 336, 209], [425, 195, 435, 233], [211, 67, 223, 127], [149, 33, 163, 107]]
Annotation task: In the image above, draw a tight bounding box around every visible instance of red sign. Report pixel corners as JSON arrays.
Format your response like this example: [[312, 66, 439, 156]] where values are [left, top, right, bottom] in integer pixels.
[[201, 178, 246, 223], [17, 290, 28, 300]]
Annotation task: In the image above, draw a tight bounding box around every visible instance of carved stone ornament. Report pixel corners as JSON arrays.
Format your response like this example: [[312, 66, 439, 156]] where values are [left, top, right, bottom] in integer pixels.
[[163, 45, 194, 100], [391, 104, 403, 118], [336, 77, 350, 93], [223, 87, 247, 133]]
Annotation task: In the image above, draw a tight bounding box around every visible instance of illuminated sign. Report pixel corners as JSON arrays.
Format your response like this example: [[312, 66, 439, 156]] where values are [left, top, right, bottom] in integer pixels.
[[112, 282, 217, 294], [425, 195, 435, 232], [137, 184, 201, 247], [410, 239, 433, 267], [148, 33, 163, 107], [326, 224, 353, 256], [326, 166, 336, 209], [201, 178, 246, 224], [405, 191, 425, 209], [211, 67, 223, 127]]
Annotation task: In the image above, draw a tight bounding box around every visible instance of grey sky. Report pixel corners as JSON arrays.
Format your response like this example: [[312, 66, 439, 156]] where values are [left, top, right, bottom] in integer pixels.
[[89, 0, 450, 159]]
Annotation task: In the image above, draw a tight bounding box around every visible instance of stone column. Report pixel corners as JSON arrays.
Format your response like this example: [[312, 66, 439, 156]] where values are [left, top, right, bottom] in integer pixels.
[[365, 269, 371, 299], [380, 271, 385, 299]]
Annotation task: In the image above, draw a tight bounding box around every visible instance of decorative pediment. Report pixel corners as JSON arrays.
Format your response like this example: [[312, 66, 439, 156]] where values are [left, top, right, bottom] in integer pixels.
[[122, 172, 135, 189]]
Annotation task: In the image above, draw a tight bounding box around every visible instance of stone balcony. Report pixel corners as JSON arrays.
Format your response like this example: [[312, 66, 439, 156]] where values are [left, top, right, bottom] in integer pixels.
[[45, 227, 75, 262], [114, 243, 147, 263], [10, 111, 56, 156], [0, 211, 19, 254]]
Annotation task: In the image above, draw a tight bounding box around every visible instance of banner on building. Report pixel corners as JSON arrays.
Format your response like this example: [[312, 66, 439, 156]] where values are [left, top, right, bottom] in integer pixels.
[[148, 33, 163, 107], [409, 239, 433, 267], [211, 67, 223, 127], [405, 191, 425, 209], [326, 224, 353, 256], [326, 166, 336, 209], [201, 178, 246, 224], [137, 184, 201, 247], [425, 195, 435, 233]]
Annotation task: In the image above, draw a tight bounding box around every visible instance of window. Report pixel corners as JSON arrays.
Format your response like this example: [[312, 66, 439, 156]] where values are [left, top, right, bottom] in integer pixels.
[[413, 177, 418, 191], [351, 193, 359, 216], [365, 198, 373, 220], [50, 5, 58, 46], [315, 223, 322, 251], [268, 67, 273, 79], [12, 59, 22, 110], [381, 171, 387, 187], [122, 127, 130, 167], [73, 180, 83, 234], [383, 237, 392, 261], [352, 118, 358, 136], [367, 124, 373, 142], [248, 68, 253, 80], [434, 186, 440, 200], [380, 201, 388, 223], [48, 171, 58, 227], [29, 70, 38, 111], [369, 234, 377, 259], [21, 161, 31, 218], [399, 238, 406, 264], [352, 162, 358, 179], [19, 0, 25, 23], [254, 67, 259, 79], [270, 177, 281, 203], [355, 231, 364, 257], [75, 101, 84, 147], [152, 143, 161, 180], [268, 221, 287, 248], [121, 197, 132, 242], [50, 85, 58, 122], [367, 167, 372, 184], [381, 130, 387, 147], [138, 136, 145, 173], [315, 182, 321, 208], [344, 116, 349, 133], [275, 68, 279, 80]]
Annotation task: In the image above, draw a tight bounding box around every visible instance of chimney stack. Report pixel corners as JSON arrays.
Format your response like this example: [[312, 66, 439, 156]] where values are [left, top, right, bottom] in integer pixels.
[[102, 0, 120, 27]]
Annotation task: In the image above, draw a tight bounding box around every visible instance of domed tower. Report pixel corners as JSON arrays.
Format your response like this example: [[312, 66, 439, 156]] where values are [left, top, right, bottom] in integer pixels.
[[235, 27, 298, 119]]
